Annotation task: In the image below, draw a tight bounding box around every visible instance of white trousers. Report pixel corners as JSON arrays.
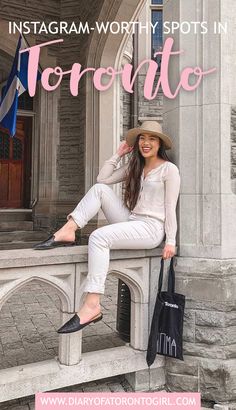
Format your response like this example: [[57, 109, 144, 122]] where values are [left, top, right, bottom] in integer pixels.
[[67, 183, 165, 294]]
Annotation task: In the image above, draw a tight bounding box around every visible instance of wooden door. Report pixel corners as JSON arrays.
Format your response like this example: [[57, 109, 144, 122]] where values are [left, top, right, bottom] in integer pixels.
[[0, 118, 28, 208]]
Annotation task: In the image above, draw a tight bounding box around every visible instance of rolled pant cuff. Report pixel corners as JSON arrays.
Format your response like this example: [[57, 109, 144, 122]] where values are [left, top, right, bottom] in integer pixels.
[[83, 282, 105, 295], [67, 213, 85, 229]]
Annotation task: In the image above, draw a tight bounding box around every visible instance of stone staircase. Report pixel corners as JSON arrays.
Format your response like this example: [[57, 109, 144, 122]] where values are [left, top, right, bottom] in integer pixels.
[[0, 209, 49, 250]]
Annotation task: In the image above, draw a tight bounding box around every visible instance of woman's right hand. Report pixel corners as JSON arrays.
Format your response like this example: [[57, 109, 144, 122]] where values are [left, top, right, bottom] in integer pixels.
[[117, 141, 133, 157]]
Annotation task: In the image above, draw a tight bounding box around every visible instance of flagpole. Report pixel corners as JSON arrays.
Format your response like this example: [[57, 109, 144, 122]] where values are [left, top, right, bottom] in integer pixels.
[[21, 33, 43, 73]]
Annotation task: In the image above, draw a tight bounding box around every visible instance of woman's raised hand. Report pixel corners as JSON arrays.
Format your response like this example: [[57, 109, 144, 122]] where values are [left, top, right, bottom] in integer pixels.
[[117, 141, 133, 157]]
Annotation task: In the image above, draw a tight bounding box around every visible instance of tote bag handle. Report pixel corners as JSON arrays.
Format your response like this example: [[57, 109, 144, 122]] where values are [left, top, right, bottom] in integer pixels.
[[158, 257, 175, 294]]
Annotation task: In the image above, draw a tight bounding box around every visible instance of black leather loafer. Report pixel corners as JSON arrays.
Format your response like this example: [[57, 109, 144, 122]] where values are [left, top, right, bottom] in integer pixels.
[[57, 313, 103, 334], [34, 235, 78, 250]]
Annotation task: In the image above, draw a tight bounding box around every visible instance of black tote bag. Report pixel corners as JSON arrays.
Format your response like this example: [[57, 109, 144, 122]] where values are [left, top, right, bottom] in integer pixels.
[[146, 257, 185, 366]]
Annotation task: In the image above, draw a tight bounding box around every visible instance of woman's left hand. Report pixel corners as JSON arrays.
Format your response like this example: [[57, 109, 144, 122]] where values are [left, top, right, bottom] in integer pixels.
[[162, 244, 176, 260]]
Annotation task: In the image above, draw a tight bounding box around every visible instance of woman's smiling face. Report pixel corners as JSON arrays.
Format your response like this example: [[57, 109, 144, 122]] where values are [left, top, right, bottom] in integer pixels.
[[138, 133, 160, 158]]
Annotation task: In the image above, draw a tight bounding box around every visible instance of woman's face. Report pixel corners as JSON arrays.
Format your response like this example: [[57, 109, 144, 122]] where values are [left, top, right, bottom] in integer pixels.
[[138, 133, 160, 158]]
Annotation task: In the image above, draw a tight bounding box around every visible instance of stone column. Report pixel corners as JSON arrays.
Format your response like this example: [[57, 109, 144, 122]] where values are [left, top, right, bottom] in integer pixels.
[[33, 88, 60, 231], [163, 0, 236, 407], [164, 0, 236, 259]]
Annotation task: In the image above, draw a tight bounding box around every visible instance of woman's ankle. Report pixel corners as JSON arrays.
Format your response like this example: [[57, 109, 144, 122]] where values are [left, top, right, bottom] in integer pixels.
[[84, 293, 101, 309], [84, 301, 101, 309], [64, 218, 79, 231], [53, 225, 76, 241], [55, 219, 78, 236]]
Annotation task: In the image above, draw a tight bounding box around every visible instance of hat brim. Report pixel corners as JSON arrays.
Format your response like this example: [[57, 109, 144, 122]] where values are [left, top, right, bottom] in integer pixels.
[[125, 128, 172, 150]]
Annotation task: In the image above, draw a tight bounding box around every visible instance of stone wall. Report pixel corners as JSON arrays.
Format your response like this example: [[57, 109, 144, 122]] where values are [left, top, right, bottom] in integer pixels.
[[231, 107, 236, 192], [58, 1, 97, 202], [123, 90, 132, 135], [164, 257, 236, 408], [167, 300, 236, 400], [58, 0, 124, 203], [138, 75, 163, 120]]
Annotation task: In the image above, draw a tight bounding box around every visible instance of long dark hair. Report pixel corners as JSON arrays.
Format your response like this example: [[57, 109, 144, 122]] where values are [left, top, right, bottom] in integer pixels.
[[124, 134, 170, 211]]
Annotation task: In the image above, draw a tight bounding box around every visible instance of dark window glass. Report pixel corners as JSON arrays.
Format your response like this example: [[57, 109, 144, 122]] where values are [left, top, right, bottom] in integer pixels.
[[151, 0, 163, 4], [13, 138, 23, 160], [18, 90, 33, 111], [0, 133, 10, 160], [151, 9, 163, 68]]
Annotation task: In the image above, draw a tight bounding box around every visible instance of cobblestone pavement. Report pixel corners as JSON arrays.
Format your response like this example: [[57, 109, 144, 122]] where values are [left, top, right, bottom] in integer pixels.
[[0, 275, 130, 409]]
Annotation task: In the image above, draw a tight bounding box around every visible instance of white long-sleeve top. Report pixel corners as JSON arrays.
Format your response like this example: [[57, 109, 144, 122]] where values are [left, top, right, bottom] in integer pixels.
[[97, 153, 180, 246]]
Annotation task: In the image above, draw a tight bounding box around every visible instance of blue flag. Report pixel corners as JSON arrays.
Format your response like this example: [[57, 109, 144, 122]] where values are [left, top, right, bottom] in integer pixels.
[[0, 35, 41, 137]]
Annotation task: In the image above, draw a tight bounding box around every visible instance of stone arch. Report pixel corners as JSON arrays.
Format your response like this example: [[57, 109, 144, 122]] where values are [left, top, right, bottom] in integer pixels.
[[0, 271, 78, 366], [107, 265, 149, 350], [0, 274, 73, 313], [108, 268, 148, 304], [85, 0, 147, 191]]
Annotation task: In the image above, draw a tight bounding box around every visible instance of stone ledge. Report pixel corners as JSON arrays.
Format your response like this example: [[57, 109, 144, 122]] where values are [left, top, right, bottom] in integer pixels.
[[0, 246, 164, 269], [176, 257, 236, 277], [0, 346, 165, 403]]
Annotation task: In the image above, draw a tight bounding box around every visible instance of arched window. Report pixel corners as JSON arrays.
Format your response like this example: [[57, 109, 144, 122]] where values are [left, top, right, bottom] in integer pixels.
[[151, 0, 163, 69]]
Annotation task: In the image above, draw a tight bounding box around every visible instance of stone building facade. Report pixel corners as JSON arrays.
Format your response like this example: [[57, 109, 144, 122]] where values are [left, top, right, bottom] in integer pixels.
[[0, 0, 236, 408]]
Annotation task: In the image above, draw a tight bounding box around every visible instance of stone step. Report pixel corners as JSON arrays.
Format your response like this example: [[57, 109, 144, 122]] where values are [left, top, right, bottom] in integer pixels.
[[201, 408, 213, 410], [0, 230, 49, 244], [0, 240, 47, 250], [0, 221, 34, 231], [0, 209, 32, 222]]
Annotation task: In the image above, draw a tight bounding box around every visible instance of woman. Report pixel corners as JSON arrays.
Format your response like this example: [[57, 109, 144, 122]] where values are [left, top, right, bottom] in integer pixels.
[[34, 120, 180, 334]]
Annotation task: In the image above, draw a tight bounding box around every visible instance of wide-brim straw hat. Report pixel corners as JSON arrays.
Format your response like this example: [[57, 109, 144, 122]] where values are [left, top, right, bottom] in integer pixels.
[[125, 120, 172, 150]]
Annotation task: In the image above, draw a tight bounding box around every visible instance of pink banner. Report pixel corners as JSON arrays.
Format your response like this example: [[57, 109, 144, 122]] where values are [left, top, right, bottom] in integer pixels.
[[35, 392, 201, 410]]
